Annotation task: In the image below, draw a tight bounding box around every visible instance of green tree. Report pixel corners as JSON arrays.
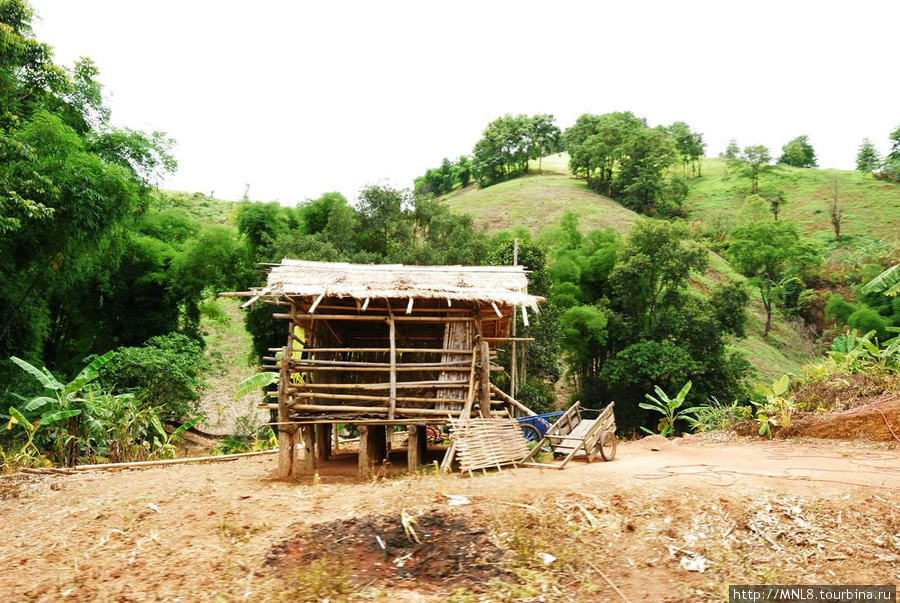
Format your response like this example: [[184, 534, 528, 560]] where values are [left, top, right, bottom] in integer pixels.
[[710, 279, 750, 338], [889, 124, 900, 161], [736, 145, 775, 194], [721, 139, 741, 178], [856, 138, 881, 173], [669, 121, 706, 177], [0, 4, 177, 376], [728, 221, 820, 336], [355, 183, 414, 257], [471, 114, 533, 187], [610, 218, 707, 334], [559, 305, 608, 390], [529, 114, 561, 173], [765, 191, 787, 220], [301, 192, 347, 235], [616, 126, 680, 215], [777, 135, 817, 168], [564, 111, 644, 196]]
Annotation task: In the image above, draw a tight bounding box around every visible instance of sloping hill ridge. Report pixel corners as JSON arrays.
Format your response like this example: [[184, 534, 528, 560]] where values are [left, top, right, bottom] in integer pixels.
[[444, 155, 636, 235], [443, 154, 813, 382]]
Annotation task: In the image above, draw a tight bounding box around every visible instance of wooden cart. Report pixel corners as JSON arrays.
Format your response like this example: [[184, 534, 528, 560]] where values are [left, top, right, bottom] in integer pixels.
[[521, 401, 617, 469]]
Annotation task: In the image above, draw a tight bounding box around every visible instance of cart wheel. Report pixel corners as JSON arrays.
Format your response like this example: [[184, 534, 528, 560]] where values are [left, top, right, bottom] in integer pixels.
[[520, 423, 541, 442], [599, 431, 617, 461]]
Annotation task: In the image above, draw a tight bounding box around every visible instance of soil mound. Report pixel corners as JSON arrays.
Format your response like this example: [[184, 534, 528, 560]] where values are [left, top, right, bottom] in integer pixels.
[[786, 393, 900, 441]]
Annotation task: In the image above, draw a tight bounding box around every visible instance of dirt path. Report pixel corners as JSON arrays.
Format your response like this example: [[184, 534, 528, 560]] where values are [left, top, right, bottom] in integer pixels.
[[2, 435, 899, 602]]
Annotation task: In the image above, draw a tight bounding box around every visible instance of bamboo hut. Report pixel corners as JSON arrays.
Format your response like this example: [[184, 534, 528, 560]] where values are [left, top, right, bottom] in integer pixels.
[[226, 259, 543, 477]]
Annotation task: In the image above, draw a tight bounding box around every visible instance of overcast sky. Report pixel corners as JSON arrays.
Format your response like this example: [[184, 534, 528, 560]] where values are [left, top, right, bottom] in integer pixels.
[[30, 0, 900, 204]]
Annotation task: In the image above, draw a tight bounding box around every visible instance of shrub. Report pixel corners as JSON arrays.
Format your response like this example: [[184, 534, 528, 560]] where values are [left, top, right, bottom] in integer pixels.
[[516, 378, 556, 415], [824, 294, 857, 325], [846, 308, 889, 341], [102, 333, 207, 420]]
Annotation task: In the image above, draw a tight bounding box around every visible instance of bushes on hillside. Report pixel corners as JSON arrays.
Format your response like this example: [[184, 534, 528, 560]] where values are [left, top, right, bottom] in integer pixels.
[[101, 333, 207, 420]]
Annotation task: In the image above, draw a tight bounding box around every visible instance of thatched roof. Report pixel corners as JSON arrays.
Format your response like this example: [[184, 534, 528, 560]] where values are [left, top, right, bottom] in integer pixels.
[[246, 259, 543, 311]]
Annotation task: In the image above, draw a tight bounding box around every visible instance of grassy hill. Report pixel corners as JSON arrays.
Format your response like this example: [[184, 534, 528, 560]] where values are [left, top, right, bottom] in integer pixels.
[[155, 190, 240, 226], [444, 154, 834, 382], [685, 158, 900, 247], [444, 154, 636, 235]]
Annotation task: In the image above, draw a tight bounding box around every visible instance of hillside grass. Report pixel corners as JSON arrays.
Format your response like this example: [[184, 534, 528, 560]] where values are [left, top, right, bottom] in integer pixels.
[[685, 158, 900, 248], [155, 190, 240, 226], [444, 155, 636, 235]]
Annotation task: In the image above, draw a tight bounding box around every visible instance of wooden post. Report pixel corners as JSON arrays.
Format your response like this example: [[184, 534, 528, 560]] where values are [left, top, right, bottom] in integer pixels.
[[511, 238, 518, 403], [316, 424, 332, 461], [407, 424, 425, 473], [359, 425, 371, 477], [302, 424, 316, 473], [277, 304, 299, 478], [358, 424, 388, 477], [387, 302, 397, 421], [479, 339, 491, 418]]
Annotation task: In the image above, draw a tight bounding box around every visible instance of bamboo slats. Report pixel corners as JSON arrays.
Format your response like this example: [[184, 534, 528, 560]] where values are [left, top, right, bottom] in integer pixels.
[[449, 418, 530, 474]]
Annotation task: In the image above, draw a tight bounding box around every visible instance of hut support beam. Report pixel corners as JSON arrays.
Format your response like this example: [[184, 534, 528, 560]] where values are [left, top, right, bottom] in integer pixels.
[[316, 424, 332, 461], [277, 304, 299, 478], [407, 424, 427, 472], [358, 424, 387, 477], [479, 339, 491, 419], [388, 302, 397, 421], [302, 424, 316, 472]]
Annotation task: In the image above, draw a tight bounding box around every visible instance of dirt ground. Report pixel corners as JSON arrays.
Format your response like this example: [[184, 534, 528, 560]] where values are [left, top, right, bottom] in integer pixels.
[[2, 434, 900, 602]]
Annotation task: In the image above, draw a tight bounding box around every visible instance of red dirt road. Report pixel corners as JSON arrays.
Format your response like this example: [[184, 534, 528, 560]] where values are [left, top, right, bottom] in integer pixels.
[[2, 435, 899, 601]]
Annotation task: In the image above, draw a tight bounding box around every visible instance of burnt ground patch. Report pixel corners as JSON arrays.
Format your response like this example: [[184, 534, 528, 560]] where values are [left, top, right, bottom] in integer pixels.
[[267, 509, 509, 595]]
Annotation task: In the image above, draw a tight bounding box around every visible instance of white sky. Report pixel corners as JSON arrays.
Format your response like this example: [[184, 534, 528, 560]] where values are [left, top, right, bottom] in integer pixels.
[[30, 0, 900, 204]]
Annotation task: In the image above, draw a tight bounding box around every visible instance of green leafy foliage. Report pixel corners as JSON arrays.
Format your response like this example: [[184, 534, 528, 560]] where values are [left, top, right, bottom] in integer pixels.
[[563, 112, 688, 216], [685, 397, 752, 432], [778, 135, 817, 168], [2, 351, 201, 469], [856, 138, 881, 173], [734, 145, 776, 194], [471, 114, 561, 188], [638, 381, 702, 437], [751, 375, 796, 438], [727, 220, 821, 336], [101, 333, 207, 420], [0, 3, 181, 382]]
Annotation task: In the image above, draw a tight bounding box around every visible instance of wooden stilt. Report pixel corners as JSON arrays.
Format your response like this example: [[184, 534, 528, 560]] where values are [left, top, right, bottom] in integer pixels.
[[316, 424, 332, 461], [358, 424, 388, 477], [407, 424, 426, 473], [479, 339, 491, 419], [302, 424, 316, 473], [277, 303, 298, 478], [359, 425, 371, 477], [387, 303, 397, 420]]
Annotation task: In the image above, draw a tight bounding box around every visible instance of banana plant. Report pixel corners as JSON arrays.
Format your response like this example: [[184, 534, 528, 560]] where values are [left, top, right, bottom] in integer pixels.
[[639, 381, 702, 437], [6, 352, 115, 466]]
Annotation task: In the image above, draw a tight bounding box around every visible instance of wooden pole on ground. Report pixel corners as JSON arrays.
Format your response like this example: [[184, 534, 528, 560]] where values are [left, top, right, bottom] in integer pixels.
[[316, 424, 332, 461], [511, 238, 518, 403], [407, 424, 426, 473], [387, 301, 397, 421], [277, 303, 298, 478], [302, 424, 316, 473], [358, 424, 388, 477], [479, 339, 491, 419]]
